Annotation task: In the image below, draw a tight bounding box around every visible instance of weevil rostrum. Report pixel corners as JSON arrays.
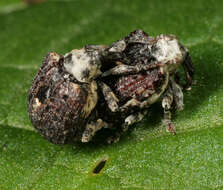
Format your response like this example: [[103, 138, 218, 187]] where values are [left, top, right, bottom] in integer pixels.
[[27, 30, 194, 144]]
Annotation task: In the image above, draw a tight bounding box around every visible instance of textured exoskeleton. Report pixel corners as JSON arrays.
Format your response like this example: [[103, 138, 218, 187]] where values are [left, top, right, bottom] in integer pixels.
[[27, 52, 100, 144], [28, 30, 194, 144]]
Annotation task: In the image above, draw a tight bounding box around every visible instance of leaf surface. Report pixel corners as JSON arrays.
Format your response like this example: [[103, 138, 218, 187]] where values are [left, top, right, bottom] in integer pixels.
[[0, 0, 223, 189]]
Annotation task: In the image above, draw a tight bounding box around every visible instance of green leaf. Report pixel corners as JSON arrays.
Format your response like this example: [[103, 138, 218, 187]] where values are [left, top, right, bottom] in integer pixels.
[[1, 0, 223, 189], [0, 0, 21, 7]]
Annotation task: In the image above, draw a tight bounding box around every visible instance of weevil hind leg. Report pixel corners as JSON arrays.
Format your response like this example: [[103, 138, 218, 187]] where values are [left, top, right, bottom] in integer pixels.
[[81, 119, 110, 143], [120, 98, 148, 112]]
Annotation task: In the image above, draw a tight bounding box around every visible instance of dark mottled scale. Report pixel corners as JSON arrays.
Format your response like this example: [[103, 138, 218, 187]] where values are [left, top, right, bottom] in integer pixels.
[[28, 52, 89, 144], [123, 43, 154, 66], [115, 68, 165, 102], [95, 90, 125, 126], [101, 29, 155, 67]]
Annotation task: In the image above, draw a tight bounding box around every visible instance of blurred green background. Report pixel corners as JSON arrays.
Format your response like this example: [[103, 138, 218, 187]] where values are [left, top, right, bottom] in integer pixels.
[[0, 0, 223, 189]]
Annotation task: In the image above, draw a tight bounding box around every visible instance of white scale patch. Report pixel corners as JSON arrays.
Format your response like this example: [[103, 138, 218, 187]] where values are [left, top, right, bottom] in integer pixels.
[[153, 36, 182, 63], [64, 49, 92, 82], [64, 49, 101, 83], [109, 40, 126, 52], [33, 98, 42, 111]]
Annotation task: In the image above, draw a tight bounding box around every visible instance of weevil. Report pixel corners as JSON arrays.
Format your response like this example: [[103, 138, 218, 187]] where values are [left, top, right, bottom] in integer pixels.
[[27, 30, 194, 144]]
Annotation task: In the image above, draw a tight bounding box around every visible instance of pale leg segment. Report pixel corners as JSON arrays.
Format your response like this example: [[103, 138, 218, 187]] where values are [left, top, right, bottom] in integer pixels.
[[162, 77, 184, 135], [162, 86, 176, 135], [81, 119, 109, 142], [122, 110, 147, 132]]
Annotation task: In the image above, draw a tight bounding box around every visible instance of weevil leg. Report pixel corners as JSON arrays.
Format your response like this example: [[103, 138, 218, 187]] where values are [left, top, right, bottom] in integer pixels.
[[122, 110, 147, 132], [107, 110, 147, 144], [181, 47, 194, 90], [170, 77, 184, 111], [106, 131, 121, 144], [98, 81, 119, 112], [101, 64, 139, 77], [174, 71, 181, 85], [162, 85, 176, 135], [120, 98, 148, 112], [81, 119, 109, 142], [101, 62, 162, 77]]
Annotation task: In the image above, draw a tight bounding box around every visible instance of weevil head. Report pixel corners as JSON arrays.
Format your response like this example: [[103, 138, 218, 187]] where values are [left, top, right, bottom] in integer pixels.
[[152, 34, 183, 74]]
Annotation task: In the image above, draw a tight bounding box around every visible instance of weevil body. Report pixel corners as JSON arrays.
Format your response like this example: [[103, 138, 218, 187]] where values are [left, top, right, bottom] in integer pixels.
[[95, 30, 194, 139], [27, 52, 100, 144]]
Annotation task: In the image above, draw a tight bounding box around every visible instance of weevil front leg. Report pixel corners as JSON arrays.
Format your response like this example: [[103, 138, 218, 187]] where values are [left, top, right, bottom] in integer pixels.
[[120, 98, 148, 111], [162, 77, 184, 134], [180, 45, 194, 90], [162, 85, 176, 135], [98, 81, 119, 112], [81, 119, 110, 142], [170, 77, 184, 111], [101, 64, 138, 77], [183, 52, 194, 90]]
